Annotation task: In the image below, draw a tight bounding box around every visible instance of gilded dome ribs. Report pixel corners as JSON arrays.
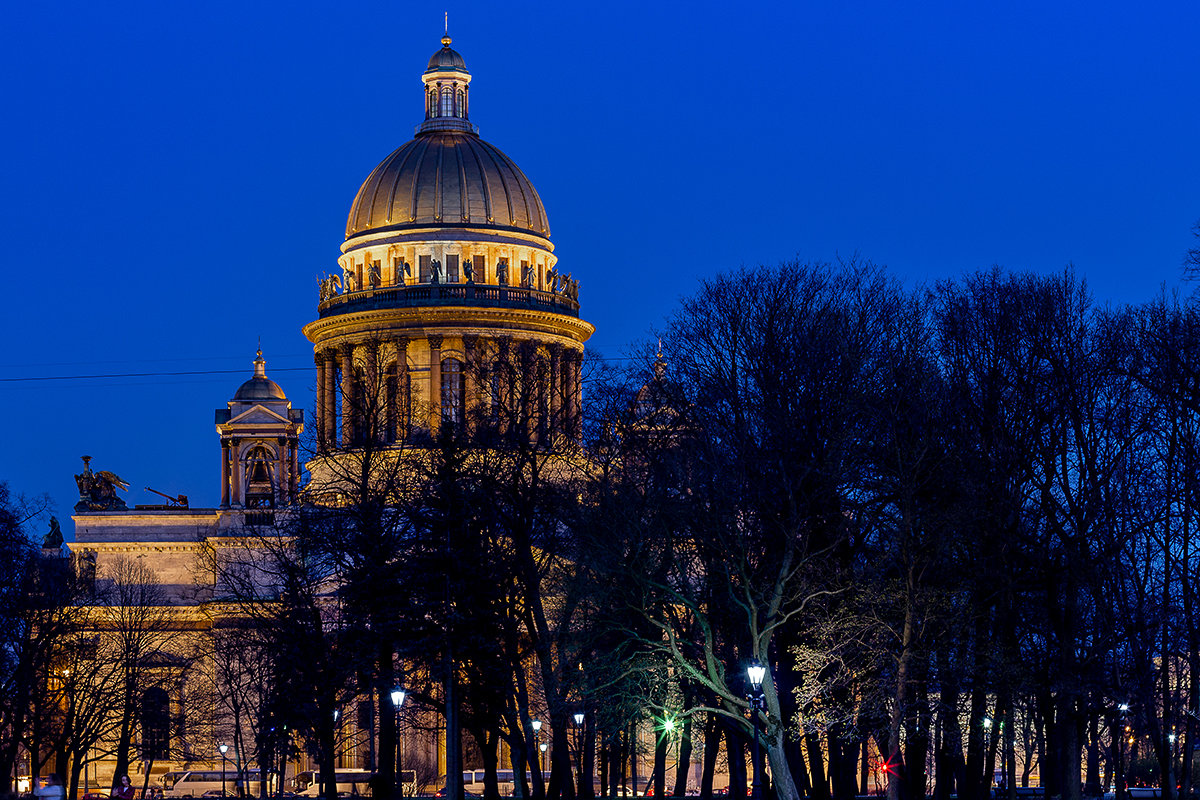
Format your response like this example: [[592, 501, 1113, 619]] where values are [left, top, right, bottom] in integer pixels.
[[455, 138, 468, 222], [464, 139, 489, 223], [433, 139, 445, 222], [385, 144, 421, 226], [410, 136, 434, 222]]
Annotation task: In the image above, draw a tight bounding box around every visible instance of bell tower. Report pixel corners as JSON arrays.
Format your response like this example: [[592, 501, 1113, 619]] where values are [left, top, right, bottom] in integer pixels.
[[215, 350, 305, 508]]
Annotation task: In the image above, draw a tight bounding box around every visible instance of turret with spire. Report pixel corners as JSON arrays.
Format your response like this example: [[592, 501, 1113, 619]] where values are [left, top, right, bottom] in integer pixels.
[[418, 25, 478, 135]]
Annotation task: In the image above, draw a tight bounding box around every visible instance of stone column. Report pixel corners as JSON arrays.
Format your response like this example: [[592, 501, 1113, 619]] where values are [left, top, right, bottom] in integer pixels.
[[549, 344, 563, 435], [393, 337, 410, 441], [567, 350, 583, 441], [428, 335, 443, 433], [519, 342, 537, 441], [496, 336, 512, 437], [364, 340, 379, 442], [230, 441, 243, 507], [322, 350, 337, 449], [315, 354, 325, 446], [288, 440, 299, 502], [340, 344, 356, 447], [463, 335, 479, 436], [573, 351, 584, 440], [220, 442, 231, 507]]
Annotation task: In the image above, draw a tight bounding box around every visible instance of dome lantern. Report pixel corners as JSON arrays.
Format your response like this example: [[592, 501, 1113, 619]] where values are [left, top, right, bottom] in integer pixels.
[[418, 31, 478, 135]]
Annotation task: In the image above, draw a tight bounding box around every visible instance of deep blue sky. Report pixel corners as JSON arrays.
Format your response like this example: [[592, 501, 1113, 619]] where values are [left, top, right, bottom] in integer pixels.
[[2, 0, 1197, 520]]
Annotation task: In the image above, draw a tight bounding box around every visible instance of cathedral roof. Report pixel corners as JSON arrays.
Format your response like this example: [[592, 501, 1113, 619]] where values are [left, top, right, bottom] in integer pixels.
[[345, 132, 550, 240], [344, 33, 550, 243]]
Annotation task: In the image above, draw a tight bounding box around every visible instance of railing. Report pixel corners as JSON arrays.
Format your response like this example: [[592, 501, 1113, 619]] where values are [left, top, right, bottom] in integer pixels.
[[243, 510, 276, 527], [318, 282, 580, 318]]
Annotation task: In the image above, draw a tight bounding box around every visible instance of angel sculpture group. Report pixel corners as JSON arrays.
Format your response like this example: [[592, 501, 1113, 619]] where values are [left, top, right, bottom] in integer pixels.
[[316, 258, 579, 300], [318, 273, 342, 302], [546, 267, 580, 300]]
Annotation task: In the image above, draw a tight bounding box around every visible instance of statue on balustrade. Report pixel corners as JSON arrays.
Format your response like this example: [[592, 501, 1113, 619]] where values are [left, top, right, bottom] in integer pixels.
[[319, 273, 342, 302], [74, 455, 130, 512], [431, 259, 443, 284], [497, 260, 509, 286], [398, 260, 412, 284], [463, 260, 475, 283], [546, 267, 559, 294], [343, 268, 358, 293], [368, 262, 381, 288]]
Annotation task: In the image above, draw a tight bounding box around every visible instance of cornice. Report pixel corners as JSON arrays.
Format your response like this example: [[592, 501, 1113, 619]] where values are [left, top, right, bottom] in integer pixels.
[[303, 306, 595, 346], [341, 225, 554, 254]]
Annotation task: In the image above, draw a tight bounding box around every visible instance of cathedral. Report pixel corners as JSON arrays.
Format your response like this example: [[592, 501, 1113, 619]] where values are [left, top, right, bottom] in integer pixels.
[[67, 31, 592, 792]]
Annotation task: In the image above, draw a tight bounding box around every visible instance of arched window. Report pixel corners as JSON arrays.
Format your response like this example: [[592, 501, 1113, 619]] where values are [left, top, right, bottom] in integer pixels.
[[439, 87, 454, 117], [456, 89, 465, 118], [244, 445, 276, 508], [142, 687, 170, 760], [441, 358, 464, 426]]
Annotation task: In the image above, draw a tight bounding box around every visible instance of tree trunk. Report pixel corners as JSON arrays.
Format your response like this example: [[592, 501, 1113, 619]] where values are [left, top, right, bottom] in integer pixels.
[[723, 720, 746, 799], [673, 716, 693, 797], [652, 734, 666, 800], [701, 715, 719, 798]]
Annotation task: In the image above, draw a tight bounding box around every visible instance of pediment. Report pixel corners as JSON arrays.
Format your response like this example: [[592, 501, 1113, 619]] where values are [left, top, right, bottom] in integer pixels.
[[228, 405, 291, 426]]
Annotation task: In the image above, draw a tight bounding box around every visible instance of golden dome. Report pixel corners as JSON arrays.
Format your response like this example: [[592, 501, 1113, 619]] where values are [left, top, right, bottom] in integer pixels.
[[344, 131, 550, 241]]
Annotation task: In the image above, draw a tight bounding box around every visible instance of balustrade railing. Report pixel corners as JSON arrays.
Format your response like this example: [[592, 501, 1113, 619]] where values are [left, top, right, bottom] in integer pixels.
[[318, 282, 580, 318]]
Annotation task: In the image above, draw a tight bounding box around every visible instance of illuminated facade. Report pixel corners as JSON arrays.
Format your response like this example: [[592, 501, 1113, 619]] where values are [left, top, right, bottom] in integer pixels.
[[63, 33, 592, 792], [305, 32, 592, 468]]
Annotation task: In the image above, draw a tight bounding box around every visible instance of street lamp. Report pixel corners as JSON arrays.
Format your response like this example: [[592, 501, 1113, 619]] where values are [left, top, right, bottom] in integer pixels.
[[219, 744, 229, 797], [531, 720, 543, 777], [573, 713, 587, 798], [391, 689, 406, 798], [747, 662, 767, 800], [1112, 703, 1130, 800]]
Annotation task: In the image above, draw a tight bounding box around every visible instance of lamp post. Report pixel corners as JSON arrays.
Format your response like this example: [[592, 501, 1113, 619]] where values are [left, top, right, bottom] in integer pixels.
[[391, 689, 407, 798], [531, 720, 543, 776], [573, 713, 586, 798], [219, 744, 229, 797], [747, 662, 767, 800], [1116, 703, 1129, 800]]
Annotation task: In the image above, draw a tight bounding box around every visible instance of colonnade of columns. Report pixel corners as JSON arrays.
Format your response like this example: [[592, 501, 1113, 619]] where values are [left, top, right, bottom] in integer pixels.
[[313, 335, 583, 452]]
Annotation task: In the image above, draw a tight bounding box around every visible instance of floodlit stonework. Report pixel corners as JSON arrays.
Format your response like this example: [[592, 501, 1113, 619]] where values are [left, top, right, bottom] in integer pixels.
[[65, 32, 591, 793]]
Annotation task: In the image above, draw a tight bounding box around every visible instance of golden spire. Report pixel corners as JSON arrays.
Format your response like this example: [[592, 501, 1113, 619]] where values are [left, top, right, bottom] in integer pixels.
[[442, 12, 451, 47]]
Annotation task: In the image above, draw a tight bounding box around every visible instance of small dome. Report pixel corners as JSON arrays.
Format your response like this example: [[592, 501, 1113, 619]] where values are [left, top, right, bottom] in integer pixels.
[[234, 377, 287, 402], [345, 131, 550, 240], [233, 350, 287, 402], [426, 35, 467, 73]]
